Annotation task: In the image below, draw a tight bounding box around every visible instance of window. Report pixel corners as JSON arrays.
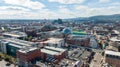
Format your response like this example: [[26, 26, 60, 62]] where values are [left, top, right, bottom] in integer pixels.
[[106, 54, 109, 57]]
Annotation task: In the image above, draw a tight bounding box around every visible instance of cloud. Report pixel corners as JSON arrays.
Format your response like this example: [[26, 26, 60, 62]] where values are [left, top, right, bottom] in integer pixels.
[[4, 0, 45, 9], [0, 0, 120, 19], [75, 5, 89, 10], [0, 5, 120, 19], [0, 6, 30, 18], [0, 6, 30, 11], [48, 0, 85, 4], [0, 5, 58, 19], [111, 2, 120, 6], [74, 5, 120, 17], [57, 7, 76, 18], [99, 0, 110, 3]]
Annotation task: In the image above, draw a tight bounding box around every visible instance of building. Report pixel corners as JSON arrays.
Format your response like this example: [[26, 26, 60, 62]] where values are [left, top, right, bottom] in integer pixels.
[[41, 37, 65, 47], [0, 40, 8, 53], [89, 35, 98, 48], [2, 31, 27, 39], [66, 37, 90, 47], [0, 38, 39, 57], [40, 46, 66, 63], [8, 27, 23, 31], [66, 30, 90, 47], [17, 46, 66, 67], [68, 48, 93, 66], [59, 59, 83, 67], [105, 50, 120, 67], [111, 30, 119, 37], [93, 26, 104, 31], [110, 36, 120, 42], [17, 47, 40, 67], [90, 53, 103, 67], [110, 36, 120, 51], [105, 36, 120, 67]]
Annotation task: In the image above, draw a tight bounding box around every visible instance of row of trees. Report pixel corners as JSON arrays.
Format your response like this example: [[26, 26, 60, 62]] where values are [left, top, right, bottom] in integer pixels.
[[0, 52, 16, 63]]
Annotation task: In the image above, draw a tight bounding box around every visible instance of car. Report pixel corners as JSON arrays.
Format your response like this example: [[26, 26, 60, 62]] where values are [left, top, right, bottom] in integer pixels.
[[6, 63, 11, 66], [0, 58, 2, 61]]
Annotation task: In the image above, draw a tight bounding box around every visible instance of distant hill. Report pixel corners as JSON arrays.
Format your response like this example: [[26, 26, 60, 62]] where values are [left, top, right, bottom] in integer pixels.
[[0, 14, 120, 23], [89, 14, 120, 23], [64, 14, 120, 23]]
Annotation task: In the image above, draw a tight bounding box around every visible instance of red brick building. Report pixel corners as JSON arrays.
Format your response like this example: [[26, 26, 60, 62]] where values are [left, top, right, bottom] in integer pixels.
[[17, 46, 66, 67], [17, 47, 40, 67], [66, 35, 90, 47], [105, 50, 120, 67], [40, 46, 66, 63]]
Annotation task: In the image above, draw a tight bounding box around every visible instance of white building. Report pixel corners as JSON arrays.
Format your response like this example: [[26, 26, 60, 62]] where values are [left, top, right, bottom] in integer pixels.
[[0, 38, 39, 56], [43, 38, 65, 47], [0, 40, 7, 53], [90, 36, 98, 48], [110, 37, 120, 42], [2, 31, 27, 39]]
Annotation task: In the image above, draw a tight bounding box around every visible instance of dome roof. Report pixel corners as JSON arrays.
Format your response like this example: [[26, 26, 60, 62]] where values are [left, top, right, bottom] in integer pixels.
[[62, 28, 72, 34]]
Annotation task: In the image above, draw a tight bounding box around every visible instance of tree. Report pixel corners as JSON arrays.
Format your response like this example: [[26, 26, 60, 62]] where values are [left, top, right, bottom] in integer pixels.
[[5, 55, 10, 61]]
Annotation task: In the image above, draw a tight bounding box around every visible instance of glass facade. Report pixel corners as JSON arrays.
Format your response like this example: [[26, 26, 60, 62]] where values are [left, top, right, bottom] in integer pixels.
[[7, 44, 20, 57]]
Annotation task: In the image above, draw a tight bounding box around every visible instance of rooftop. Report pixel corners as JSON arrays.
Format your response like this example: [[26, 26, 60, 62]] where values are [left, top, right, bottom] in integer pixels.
[[72, 30, 87, 35], [90, 53, 103, 67], [9, 43, 23, 48], [41, 49, 59, 55], [59, 59, 83, 67], [43, 38, 63, 44], [41, 46, 66, 55], [44, 46, 66, 52], [3, 31, 27, 38], [110, 37, 120, 42], [106, 46, 118, 52], [2, 38, 37, 47], [105, 50, 120, 56], [19, 47, 38, 53], [80, 50, 91, 60]]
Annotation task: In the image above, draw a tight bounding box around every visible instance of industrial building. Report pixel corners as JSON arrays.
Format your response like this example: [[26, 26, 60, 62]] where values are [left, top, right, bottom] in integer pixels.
[[17, 47, 40, 67], [16, 46, 67, 67], [41, 37, 65, 47], [40, 46, 66, 63], [0, 38, 39, 57], [2, 31, 27, 39]]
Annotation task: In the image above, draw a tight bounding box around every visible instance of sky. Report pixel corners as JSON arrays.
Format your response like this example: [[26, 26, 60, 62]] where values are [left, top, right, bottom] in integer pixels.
[[0, 0, 120, 19]]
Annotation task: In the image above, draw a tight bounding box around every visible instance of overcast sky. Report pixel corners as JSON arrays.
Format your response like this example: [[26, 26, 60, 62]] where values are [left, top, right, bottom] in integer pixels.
[[0, 0, 120, 19]]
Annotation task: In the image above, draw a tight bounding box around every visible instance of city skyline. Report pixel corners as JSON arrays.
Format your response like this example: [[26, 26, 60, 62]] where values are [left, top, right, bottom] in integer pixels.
[[0, 0, 120, 19]]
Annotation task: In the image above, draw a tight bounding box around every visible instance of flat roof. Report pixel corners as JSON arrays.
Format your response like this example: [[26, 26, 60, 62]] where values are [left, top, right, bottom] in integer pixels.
[[3, 33, 21, 37], [90, 53, 102, 67], [3, 31, 27, 38], [105, 50, 120, 56], [41, 49, 60, 55], [19, 47, 37, 53], [44, 46, 66, 52], [110, 37, 120, 42], [9, 43, 23, 48], [80, 51, 91, 59], [41, 46, 66, 55], [43, 38, 63, 44], [2, 38, 36, 47], [72, 30, 87, 35]]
